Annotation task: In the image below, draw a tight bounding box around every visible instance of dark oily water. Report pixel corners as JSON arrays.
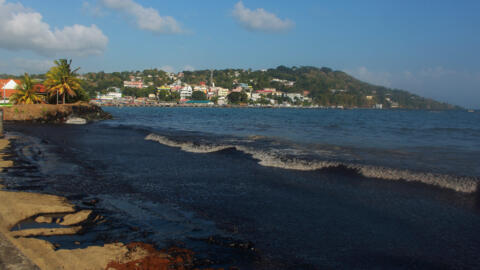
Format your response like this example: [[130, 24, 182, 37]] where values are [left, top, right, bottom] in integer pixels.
[[4, 107, 480, 269], [104, 107, 480, 192], [103, 108, 480, 177]]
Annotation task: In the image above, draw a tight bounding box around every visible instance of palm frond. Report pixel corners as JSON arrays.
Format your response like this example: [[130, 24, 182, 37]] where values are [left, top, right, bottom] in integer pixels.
[[44, 59, 83, 103], [10, 73, 43, 104]]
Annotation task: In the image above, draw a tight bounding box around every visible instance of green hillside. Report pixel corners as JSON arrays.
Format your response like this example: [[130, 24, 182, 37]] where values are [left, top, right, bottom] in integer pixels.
[[1, 66, 460, 109], [181, 66, 458, 109]]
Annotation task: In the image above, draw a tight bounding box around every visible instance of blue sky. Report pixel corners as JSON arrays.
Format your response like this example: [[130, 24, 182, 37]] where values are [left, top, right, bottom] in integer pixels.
[[0, 0, 478, 108]]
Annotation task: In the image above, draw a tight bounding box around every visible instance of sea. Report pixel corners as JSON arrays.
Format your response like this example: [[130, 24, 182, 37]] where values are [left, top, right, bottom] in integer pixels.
[[3, 107, 480, 269]]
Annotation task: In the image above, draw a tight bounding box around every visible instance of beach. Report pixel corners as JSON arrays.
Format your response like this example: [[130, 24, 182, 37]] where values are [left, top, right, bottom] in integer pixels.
[[0, 136, 202, 270], [1, 107, 480, 269], [0, 137, 136, 270]]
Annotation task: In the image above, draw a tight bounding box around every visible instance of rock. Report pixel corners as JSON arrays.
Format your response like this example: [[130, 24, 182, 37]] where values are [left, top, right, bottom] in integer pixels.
[[60, 210, 92, 226], [65, 117, 87, 125], [2, 103, 112, 123], [34, 216, 53, 224], [11, 226, 82, 237], [82, 199, 99, 206]]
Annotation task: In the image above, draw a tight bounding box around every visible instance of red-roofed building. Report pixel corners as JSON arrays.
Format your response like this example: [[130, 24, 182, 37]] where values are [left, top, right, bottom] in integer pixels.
[[33, 84, 47, 95], [0, 80, 49, 103], [123, 81, 143, 88], [0, 79, 21, 100], [255, 88, 277, 95]]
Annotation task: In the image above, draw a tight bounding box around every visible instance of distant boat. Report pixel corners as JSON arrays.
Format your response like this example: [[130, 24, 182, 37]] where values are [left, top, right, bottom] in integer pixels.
[[467, 109, 474, 113]]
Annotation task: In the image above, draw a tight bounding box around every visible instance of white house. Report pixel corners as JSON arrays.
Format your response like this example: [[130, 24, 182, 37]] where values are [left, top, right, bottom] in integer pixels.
[[193, 85, 208, 93], [179, 85, 193, 99], [286, 93, 304, 101], [97, 91, 122, 101], [123, 81, 143, 88], [215, 87, 229, 97], [250, 93, 261, 101], [217, 96, 227, 105], [0, 79, 20, 103]]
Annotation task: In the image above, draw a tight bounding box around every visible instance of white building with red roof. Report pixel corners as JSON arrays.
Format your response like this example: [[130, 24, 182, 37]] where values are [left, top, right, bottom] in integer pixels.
[[0, 79, 21, 102]]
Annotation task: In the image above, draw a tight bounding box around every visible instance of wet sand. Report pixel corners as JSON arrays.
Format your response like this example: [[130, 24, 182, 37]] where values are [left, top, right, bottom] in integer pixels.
[[0, 137, 190, 270]]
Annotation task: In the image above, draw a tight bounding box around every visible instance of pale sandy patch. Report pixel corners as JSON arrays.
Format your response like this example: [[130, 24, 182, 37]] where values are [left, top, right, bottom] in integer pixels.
[[0, 138, 149, 270]]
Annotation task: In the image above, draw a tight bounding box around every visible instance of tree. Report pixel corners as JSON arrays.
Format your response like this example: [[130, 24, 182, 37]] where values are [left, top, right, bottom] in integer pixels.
[[157, 90, 169, 101], [9, 73, 44, 104], [210, 96, 219, 104], [168, 91, 180, 102], [44, 59, 82, 104], [191, 90, 207, 100], [227, 91, 248, 104]]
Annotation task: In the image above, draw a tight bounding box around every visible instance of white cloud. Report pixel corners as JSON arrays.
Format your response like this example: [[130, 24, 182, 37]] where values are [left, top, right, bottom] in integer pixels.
[[347, 66, 480, 108], [182, 65, 195, 72], [160, 65, 175, 73], [0, 58, 54, 74], [347, 66, 392, 87], [399, 67, 480, 108], [100, 0, 183, 34], [0, 0, 108, 56], [12, 58, 53, 73], [82, 1, 106, 17], [418, 66, 457, 78], [232, 1, 294, 32]]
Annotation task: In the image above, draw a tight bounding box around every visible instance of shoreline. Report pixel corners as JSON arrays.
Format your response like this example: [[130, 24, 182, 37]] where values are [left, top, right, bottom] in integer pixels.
[[0, 134, 199, 270], [2, 103, 112, 124], [3, 114, 480, 269], [98, 103, 470, 110]]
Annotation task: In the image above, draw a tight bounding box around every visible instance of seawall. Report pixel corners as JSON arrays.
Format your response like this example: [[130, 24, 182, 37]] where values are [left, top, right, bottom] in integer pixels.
[[1, 103, 112, 123]]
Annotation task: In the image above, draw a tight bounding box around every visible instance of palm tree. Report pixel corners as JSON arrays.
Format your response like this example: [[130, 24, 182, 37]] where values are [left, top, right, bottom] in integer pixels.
[[9, 73, 44, 105], [44, 59, 82, 104]]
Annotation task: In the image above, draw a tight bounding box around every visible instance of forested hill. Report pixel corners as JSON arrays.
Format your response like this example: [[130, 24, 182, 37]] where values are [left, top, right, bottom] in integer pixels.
[[1, 66, 459, 109], [182, 66, 458, 110]]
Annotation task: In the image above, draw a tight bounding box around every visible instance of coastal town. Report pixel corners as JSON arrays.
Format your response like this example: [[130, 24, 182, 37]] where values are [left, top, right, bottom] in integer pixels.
[[1, 65, 458, 110], [1, 71, 335, 108], [91, 71, 319, 108], [86, 70, 392, 109]]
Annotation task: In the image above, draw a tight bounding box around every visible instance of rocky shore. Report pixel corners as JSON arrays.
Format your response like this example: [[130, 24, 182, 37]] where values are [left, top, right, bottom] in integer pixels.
[[0, 136, 210, 270], [2, 102, 112, 124]]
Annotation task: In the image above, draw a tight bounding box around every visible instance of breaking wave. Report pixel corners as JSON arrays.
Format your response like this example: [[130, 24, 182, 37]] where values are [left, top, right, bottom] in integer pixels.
[[145, 133, 479, 194], [145, 133, 234, 153]]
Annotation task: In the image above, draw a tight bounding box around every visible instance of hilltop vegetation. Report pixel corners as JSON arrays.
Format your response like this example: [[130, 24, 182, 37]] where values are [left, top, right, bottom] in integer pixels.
[[1, 66, 459, 109], [181, 66, 457, 109]]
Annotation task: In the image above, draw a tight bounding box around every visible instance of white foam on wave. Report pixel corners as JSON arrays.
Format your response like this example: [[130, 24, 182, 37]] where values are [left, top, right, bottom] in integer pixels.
[[235, 145, 340, 170], [353, 165, 478, 193], [145, 133, 233, 153], [145, 133, 479, 193], [237, 146, 478, 193]]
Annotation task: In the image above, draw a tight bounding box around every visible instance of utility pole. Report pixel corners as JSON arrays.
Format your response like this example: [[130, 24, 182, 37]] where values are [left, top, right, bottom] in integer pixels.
[[2, 83, 5, 104], [210, 70, 214, 88], [0, 109, 3, 137]]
